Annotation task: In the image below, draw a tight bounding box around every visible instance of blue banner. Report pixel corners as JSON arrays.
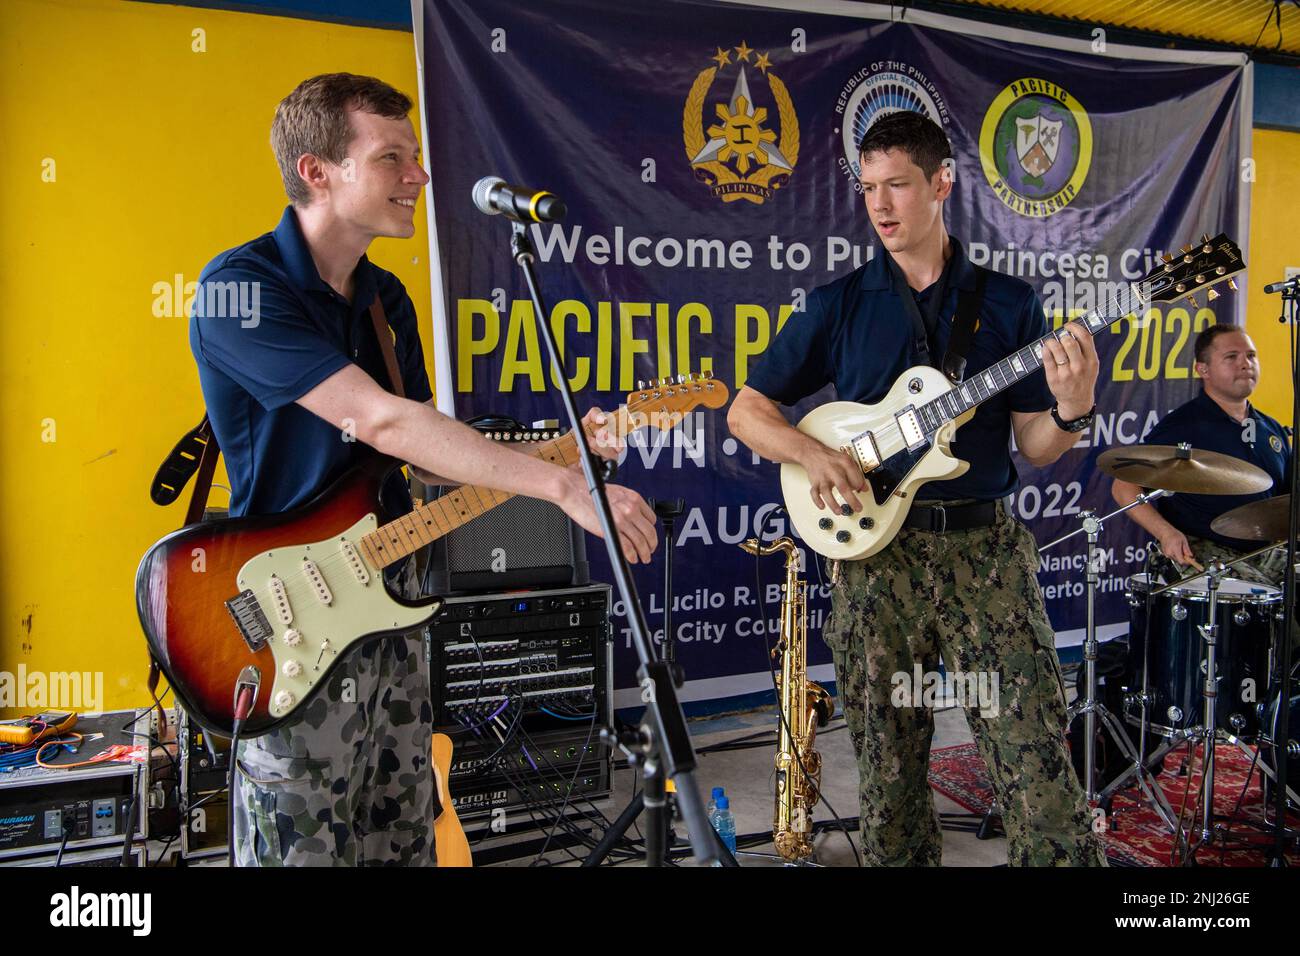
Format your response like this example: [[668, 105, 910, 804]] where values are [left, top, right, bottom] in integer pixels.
[[418, 0, 1251, 708]]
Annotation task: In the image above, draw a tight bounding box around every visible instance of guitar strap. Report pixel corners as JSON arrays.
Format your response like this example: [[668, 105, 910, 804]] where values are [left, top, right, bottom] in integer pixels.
[[369, 296, 406, 399], [887, 250, 988, 384], [945, 267, 989, 385], [159, 295, 408, 522]]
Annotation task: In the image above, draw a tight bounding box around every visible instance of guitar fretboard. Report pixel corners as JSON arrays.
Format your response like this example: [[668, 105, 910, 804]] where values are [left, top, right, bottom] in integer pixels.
[[356, 424, 588, 571], [914, 282, 1146, 434]]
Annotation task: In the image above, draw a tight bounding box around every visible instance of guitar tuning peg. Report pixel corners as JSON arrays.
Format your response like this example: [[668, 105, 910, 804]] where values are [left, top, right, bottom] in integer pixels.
[[1161, 253, 1173, 264], [676, 373, 685, 384], [1188, 295, 1200, 309], [637, 379, 644, 390], [1207, 288, 1220, 301], [1228, 278, 1238, 292], [1181, 244, 1193, 254], [1201, 234, 1211, 244]]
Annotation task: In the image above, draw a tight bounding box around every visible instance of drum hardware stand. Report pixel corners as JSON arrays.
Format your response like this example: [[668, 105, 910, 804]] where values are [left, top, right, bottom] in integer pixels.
[[1149, 541, 1300, 861], [1043, 490, 1181, 832]]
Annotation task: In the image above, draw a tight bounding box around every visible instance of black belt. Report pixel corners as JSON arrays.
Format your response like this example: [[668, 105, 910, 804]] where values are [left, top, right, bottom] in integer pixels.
[[903, 500, 999, 533]]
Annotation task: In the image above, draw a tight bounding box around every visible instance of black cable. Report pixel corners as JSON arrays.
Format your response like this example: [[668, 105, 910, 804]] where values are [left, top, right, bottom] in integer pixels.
[[227, 718, 244, 868], [750, 508, 862, 865], [54, 820, 71, 867], [460, 712, 633, 863], [533, 711, 600, 864]]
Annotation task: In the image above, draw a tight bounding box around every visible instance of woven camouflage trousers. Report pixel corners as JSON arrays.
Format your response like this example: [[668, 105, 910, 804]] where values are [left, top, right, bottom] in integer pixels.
[[823, 501, 1106, 867], [232, 630, 436, 866]]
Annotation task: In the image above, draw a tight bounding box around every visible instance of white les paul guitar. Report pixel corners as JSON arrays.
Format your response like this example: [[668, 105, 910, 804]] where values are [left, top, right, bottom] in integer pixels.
[[781, 234, 1246, 561]]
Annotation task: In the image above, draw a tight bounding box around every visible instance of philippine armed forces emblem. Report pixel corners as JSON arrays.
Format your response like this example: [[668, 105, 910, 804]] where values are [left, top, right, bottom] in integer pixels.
[[683, 41, 799, 205]]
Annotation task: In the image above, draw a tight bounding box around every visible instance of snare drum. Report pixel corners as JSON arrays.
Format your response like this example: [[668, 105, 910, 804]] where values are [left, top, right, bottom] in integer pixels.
[[1126, 574, 1278, 739]]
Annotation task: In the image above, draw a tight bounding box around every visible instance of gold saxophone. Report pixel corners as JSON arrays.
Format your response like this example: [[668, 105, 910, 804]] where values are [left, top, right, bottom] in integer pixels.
[[740, 536, 833, 862]]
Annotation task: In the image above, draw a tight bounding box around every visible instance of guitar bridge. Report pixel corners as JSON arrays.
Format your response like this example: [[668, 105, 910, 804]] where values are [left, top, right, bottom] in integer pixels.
[[225, 589, 274, 652]]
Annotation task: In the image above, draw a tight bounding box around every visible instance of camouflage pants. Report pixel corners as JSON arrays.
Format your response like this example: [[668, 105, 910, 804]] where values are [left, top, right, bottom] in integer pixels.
[[233, 562, 436, 866], [1182, 533, 1287, 587], [824, 501, 1106, 867]]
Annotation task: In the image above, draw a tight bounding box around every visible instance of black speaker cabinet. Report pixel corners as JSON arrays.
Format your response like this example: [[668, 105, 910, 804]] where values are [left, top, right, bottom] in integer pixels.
[[417, 487, 589, 594]]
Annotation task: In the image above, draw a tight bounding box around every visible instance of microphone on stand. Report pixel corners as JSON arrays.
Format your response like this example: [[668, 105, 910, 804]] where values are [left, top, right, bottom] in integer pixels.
[[1263, 275, 1300, 295], [472, 176, 566, 223]]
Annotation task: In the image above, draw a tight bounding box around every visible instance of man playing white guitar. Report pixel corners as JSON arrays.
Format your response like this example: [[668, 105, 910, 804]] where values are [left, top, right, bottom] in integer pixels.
[[190, 73, 658, 865], [727, 111, 1106, 866]]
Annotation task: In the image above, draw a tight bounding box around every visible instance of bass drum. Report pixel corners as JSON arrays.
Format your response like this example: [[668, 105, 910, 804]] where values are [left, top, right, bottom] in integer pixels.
[[1262, 692, 1300, 804], [1125, 574, 1278, 739]]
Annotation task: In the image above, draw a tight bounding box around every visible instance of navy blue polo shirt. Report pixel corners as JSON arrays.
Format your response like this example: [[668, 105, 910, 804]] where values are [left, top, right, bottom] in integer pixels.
[[746, 238, 1054, 501], [189, 206, 433, 518], [1143, 391, 1290, 549]]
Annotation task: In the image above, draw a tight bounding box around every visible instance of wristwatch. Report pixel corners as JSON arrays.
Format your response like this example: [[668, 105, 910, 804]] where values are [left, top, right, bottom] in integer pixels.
[[1051, 402, 1096, 433]]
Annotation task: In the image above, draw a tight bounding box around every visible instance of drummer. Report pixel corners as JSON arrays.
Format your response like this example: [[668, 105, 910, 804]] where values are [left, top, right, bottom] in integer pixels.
[[1111, 325, 1290, 584]]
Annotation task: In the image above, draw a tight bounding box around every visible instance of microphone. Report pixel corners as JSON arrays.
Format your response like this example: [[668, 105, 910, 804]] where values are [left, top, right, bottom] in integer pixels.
[[472, 176, 566, 223], [1263, 275, 1300, 294]]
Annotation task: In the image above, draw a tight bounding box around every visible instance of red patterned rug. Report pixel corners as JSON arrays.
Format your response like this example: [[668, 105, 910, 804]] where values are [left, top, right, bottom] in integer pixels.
[[928, 742, 1299, 866]]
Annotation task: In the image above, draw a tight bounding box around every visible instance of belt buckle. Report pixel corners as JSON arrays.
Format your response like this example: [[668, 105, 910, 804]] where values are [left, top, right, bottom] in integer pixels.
[[934, 503, 947, 534]]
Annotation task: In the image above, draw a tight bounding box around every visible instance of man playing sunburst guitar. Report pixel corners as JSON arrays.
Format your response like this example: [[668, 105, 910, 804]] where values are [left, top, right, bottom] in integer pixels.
[[189, 73, 657, 866], [728, 111, 1106, 866]]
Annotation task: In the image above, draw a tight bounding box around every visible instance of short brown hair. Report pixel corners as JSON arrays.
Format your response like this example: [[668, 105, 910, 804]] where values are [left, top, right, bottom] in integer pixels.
[[271, 73, 413, 206], [858, 110, 952, 181], [1193, 323, 1246, 365]]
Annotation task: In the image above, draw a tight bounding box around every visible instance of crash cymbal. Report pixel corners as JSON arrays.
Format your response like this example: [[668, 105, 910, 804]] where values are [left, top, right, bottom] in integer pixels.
[[1098, 443, 1274, 496], [1211, 494, 1292, 542]]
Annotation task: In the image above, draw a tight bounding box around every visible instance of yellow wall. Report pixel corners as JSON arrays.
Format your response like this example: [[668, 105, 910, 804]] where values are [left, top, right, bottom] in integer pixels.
[[1246, 127, 1300, 422], [0, 0, 434, 715]]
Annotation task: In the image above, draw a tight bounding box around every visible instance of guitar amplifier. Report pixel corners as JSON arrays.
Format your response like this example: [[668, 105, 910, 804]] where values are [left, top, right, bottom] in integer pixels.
[[415, 417, 589, 595]]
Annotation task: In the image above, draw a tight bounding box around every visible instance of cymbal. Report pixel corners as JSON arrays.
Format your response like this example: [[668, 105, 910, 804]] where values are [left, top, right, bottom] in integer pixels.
[[1098, 444, 1274, 496], [1211, 494, 1292, 542]]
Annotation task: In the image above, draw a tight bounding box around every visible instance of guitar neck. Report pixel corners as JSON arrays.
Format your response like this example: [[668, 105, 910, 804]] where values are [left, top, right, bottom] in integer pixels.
[[915, 282, 1143, 433], [357, 412, 624, 571]]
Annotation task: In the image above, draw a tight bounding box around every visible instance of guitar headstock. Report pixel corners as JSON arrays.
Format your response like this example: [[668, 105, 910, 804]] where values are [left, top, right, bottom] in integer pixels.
[[1138, 233, 1245, 309], [624, 371, 730, 431]]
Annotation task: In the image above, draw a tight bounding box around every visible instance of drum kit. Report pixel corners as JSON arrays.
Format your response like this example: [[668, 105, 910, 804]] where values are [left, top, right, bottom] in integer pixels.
[[1056, 442, 1299, 862]]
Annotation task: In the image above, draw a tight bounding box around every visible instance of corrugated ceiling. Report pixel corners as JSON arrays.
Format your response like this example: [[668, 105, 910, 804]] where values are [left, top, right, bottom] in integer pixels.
[[946, 0, 1300, 56]]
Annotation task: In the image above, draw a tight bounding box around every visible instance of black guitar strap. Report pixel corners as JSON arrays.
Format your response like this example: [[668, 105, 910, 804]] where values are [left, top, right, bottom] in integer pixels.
[[887, 250, 952, 370], [887, 252, 988, 384], [945, 267, 989, 385]]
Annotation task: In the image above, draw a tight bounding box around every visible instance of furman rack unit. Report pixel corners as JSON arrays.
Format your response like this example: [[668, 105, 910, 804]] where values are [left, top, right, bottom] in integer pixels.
[[0, 710, 149, 863], [428, 584, 614, 826]]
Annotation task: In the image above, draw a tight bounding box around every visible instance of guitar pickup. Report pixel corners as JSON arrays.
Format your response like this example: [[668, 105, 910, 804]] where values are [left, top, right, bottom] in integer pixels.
[[895, 407, 926, 451], [846, 431, 881, 473], [225, 589, 274, 652], [302, 559, 333, 605]]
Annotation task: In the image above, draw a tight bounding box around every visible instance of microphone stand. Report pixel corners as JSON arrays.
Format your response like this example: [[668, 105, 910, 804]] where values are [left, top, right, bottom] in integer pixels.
[[504, 221, 718, 866], [1270, 284, 1299, 866]]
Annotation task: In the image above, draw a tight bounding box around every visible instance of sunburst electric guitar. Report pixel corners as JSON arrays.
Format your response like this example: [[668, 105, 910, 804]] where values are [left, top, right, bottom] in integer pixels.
[[137, 373, 729, 736], [781, 235, 1246, 561]]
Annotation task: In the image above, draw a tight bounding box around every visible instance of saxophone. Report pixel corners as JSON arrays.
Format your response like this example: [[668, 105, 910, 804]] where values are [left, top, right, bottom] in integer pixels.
[[740, 536, 833, 862]]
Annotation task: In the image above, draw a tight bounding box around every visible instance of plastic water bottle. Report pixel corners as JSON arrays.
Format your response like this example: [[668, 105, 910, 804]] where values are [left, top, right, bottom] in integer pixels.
[[713, 795, 737, 855], [707, 786, 724, 824]]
